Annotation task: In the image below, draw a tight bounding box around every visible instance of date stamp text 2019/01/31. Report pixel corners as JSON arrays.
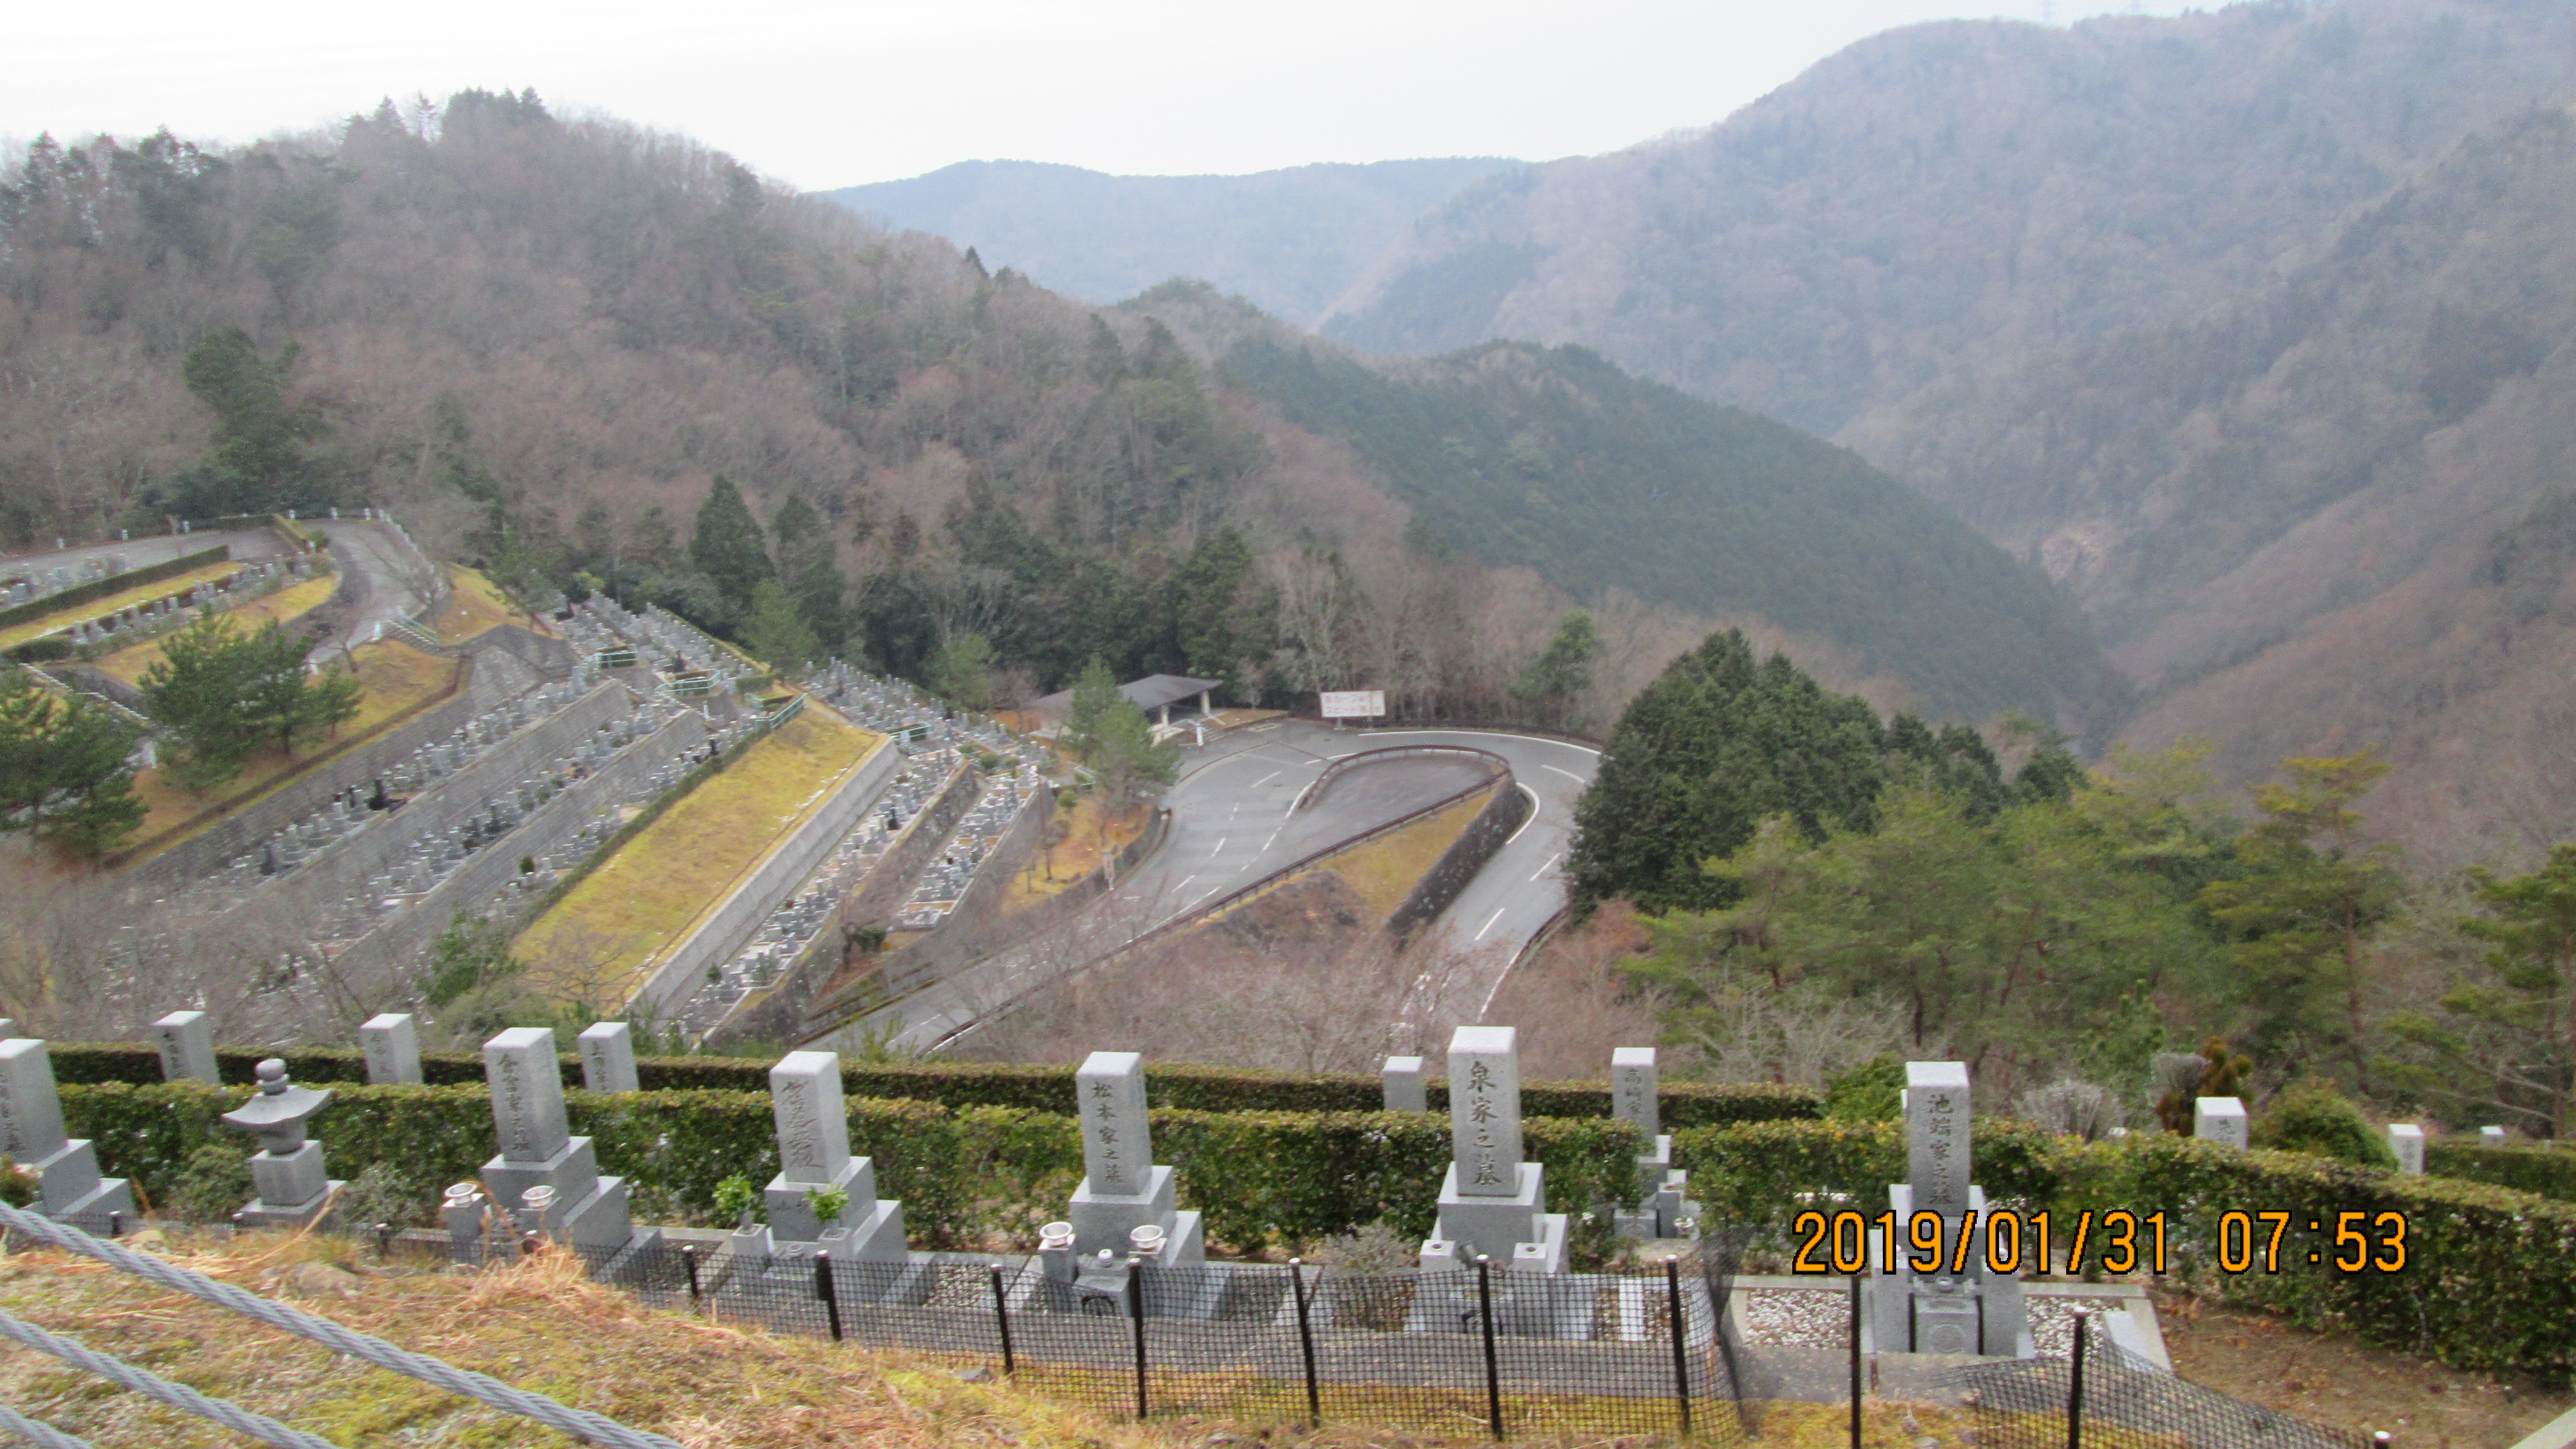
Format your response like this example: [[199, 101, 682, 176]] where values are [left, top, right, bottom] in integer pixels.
[[1787, 1208, 2409, 1277]]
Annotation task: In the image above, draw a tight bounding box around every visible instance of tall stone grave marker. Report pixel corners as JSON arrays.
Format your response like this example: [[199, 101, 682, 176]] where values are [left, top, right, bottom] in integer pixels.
[[360, 1014, 423, 1085], [1608, 1046, 1698, 1238], [1065, 1050, 1203, 1263], [2388, 1123, 2425, 1176], [2195, 1097, 2249, 1149], [479, 1028, 656, 1258], [0, 1039, 134, 1222], [1862, 1062, 2033, 1357], [577, 1022, 639, 1093], [1382, 1055, 1427, 1112], [1422, 1026, 1566, 1273], [154, 1011, 218, 1084], [220, 1060, 344, 1227], [761, 1051, 905, 1261]]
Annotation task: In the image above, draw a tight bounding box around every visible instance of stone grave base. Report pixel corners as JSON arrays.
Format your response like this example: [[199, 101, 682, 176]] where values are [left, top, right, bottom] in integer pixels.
[[1068, 1164, 1205, 1264], [765, 1197, 908, 1262], [31, 1139, 135, 1223]]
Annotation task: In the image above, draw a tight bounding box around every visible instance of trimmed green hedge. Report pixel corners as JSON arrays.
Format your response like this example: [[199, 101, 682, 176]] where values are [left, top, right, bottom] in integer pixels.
[[0, 543, 231, 631], [43, 1044, 1821, 1126], [1672, 1118, 2576, 1382], [59, 1082, 1642, 1256], [2425, 1140, 2576, 1202]]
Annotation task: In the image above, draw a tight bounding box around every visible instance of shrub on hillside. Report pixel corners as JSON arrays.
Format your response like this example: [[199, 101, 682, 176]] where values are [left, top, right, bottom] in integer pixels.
[[2255, 1077, 2396, 1168]]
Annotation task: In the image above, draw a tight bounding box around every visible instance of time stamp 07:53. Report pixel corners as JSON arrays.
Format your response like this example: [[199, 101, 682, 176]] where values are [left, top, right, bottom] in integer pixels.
[[1786, 1208, 2412, 1277]]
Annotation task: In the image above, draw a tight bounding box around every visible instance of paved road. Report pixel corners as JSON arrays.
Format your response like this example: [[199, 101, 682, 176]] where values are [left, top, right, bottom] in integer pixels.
[[0, 527, 288, 588], [307, 518, 437, 656], [810, 718, 1595, 1054]]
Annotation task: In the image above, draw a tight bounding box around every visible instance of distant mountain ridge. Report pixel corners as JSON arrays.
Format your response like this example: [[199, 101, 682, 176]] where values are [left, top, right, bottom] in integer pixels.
[[823, 157, 1516, 326]]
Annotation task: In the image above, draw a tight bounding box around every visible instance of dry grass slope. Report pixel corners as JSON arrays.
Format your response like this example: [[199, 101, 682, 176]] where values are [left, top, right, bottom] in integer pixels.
[[93, 576, 338, 685], [514, 708, 882, 1005]]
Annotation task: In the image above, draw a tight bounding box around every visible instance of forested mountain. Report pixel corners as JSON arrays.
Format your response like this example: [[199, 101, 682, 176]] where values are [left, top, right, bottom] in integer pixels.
[[1218, 333, 2101, 723], [824, 158, 1514, 327], [0, 93, 2099, 733], [1318, 0, 2572, 440], [1864, 106, 2576, 864]]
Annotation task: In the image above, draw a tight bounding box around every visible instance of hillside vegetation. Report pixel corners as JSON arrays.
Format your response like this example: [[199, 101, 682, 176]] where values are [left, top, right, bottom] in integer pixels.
[[1223, 335, 2102, 723], [826, 157, 1514, 326], [0, 93, 2097, 732]]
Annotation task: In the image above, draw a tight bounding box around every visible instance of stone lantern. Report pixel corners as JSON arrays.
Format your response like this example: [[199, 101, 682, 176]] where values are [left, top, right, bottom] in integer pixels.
[[220, 1058, 345, 1228]]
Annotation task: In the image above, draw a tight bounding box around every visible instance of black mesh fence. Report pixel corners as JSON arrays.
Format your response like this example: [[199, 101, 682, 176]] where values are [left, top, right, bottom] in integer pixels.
[[563, 1235, 1761, 1442], [1951, 1312, 2375, 1449]]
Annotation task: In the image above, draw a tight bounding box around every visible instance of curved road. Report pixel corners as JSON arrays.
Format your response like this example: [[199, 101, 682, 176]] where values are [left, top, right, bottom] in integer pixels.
[[306, 518, 437, 656], [812, 717, 1595, 1054]]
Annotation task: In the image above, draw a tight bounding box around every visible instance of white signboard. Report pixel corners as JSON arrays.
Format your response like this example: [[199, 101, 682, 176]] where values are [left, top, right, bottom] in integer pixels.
[[1320, 689, 1386, 719]]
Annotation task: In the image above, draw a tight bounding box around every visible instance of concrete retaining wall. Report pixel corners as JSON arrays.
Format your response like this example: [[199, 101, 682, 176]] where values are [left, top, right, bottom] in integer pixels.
[[1385, 772, 1528, 940], [108, 647, 518, 899], [244, 680, 640, 926], [629, 737, 902, 1016], [325, 704, 712, 999]]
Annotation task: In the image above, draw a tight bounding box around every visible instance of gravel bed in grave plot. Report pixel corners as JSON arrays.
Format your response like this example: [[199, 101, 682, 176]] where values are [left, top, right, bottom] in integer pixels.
[[1736, 1286, 2131, 1354]]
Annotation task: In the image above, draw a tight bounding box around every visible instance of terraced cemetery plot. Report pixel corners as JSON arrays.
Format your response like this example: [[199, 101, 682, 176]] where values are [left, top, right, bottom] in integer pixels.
[[514, 708, 883, 1006], [120, 640, 460, 856], [94, 575, 337, 684], [0, 560, 243, 650]]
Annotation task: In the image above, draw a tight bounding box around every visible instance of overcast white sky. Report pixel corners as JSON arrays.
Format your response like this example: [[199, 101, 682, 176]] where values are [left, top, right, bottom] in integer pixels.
[[11, 1, 2196, 191]]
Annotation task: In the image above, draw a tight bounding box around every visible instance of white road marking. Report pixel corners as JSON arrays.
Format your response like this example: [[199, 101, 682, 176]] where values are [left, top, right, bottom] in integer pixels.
[[1255, 770, 1281, 787], [1541, 764, 1587, 782], [1174, 874, 1197, 894], [1212, 838, 1227, 855], [1505, 784, 1541, 843], [1260, 830, 1280, 856], [1530, 850, 1561, 880], [1474, 907, 1507, 941]]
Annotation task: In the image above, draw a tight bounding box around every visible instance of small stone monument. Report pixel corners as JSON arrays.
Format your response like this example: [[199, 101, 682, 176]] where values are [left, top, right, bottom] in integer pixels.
[[1065, 1051, 1203, 1264], [2195, 1097, 2249, 1149], [1419, 1026, 1568, 1275], [1382, 1055, 1427, 1112], [154, 1011, 219, 1085], [1862, 1062, 2033, 1357], [478, 1028, 657, 1262], [1607, 1047, 1699, 1239], [359, 1014, 423, 1085], [219, 1060, 345, 1227], [577, 1022, 639, 1093], [760, 1050, 906, 1261], [2481, 1125, 2508, 1147], [0, 1039, 135, 1223], [2387, 1123, 2425, 1176]]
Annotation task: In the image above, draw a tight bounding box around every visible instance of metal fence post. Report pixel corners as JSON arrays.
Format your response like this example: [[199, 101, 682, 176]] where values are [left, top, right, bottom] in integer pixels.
[[1666, 1258, 1693, 1438], [1849, 1272, 1863, 1449], [989, 1266, 1015, 1377], [680, 1244, 702, 1307], [2067, 1309, 2089, 1449], [1475, 1255, 1503, 1441], [1127, 1257, 1149, 1420], [816, 1252, 844, 1343], [1289, 1258, 1321, 1428]]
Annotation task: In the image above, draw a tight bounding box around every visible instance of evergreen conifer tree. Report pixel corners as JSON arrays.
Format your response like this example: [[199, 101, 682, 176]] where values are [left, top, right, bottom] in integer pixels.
[[690, 474, 774, 607]]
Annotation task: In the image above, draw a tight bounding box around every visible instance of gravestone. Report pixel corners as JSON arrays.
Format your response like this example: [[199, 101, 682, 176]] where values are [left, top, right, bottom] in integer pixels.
[[359, 1014, 423, 1085], [577, 1022, 639, 1093], [2481, 1125, 2508, 1147], [1381, 1055, 1427, 1112], [1419, 1026, 1568, 1274], [154, 1011, 219, 1085], [1862, 1062, 2033, 1357], [0, 1038, 135, 1223], [2387, 1123, 2425, 1176], [477, 1028, 656, 1260], [2194, 1097, 2249, 1149], [220, 1060, 344, 1227], [1607, 1046, 1698, 1239], [1064, 1050, 1204, 1265], [759, 1050, 905, 1261]]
